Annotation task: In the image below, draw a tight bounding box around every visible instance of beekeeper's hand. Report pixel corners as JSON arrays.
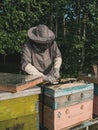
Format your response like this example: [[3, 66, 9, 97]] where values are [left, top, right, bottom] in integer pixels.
[[43, 75, 56, 84]]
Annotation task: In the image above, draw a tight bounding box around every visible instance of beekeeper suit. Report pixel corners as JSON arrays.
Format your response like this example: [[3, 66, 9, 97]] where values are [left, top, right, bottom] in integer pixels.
[[21, 24, 62, 83]]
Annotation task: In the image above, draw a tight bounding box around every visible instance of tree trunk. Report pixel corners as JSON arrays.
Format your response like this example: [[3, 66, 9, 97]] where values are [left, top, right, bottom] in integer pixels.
[[63, 16, 66, 38], [80, 12, 87, 72], [55, 16, 58, 38], [76, 0, 80, 35]]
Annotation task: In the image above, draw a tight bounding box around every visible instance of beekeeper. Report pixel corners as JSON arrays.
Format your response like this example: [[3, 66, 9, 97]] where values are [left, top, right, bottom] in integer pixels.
[[21, 24, 62, 83]]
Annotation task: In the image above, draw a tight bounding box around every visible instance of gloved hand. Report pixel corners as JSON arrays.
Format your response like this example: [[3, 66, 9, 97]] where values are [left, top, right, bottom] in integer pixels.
[[43, 75, 56, 84], [53, 68, 60, 79]]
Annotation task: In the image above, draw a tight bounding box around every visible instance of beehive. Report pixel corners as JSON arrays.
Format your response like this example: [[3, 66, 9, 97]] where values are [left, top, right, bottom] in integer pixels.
[[0, 87, 41, 130], [39, 82, 94, 130], [0, 114, 39, 130], [78, 75, 98, 117]]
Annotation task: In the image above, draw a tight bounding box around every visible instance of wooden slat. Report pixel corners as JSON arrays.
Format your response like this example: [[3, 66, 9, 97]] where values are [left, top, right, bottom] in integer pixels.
[[70, 117, 98, 130], [16, 78, 42, 92], [0, 86, 41, 101], [78, 74, 98, 84]]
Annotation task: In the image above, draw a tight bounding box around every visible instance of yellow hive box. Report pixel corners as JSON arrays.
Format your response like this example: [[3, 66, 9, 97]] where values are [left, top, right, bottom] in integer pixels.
[[0, 73, 41, 130], [0, 114, 39, 130], [0, 87, 41, 121], [0, 94, 38, 121]]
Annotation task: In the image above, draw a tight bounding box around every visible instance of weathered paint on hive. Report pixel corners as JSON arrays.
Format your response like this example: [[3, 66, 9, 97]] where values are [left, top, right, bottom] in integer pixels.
[[0, 86, 41, 101], [0, 113, 39, 130], [43, 83, 94, 97], [93, 95, 98, 116], [0, 94, 39, 121], [39, 89, 93, 109], [39, 100, 93, 130], [0, 73, 43, 92], [94, 83, 98, 95]]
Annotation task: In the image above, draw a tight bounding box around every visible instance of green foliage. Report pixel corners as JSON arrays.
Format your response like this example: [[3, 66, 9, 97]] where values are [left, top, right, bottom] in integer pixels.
[[0, 0, 47, 54], [0, 30, 27, 54], [57, 36, 80, 77]]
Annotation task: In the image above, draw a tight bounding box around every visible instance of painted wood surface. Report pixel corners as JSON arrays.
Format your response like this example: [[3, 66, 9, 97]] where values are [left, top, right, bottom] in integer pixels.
[[0, 94, 39, 121], [39, 89, 93, 109], [93, 96, 98, 116], [0, 114, 39, 130], [94, 83, 98, 95], [78, 74, 98, 84], [78, 75, 98, 116], [78, 74, 98, 96], [0, 86, 41, 101], [39, 100, 93, 130], [0, 73, 43, 92], [43, 82, 94, 97]]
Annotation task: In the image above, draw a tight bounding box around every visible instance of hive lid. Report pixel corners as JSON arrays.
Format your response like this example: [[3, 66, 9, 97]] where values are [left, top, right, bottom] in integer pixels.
[[0, 73, 43, 93], [42, 80, 94, 97]]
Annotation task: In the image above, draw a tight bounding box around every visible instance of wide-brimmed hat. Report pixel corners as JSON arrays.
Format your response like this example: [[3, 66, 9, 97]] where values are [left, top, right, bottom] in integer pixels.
[[28, 24, 55, 44]]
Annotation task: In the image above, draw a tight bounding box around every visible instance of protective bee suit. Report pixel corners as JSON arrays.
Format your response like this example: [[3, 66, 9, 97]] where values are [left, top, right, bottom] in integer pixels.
[[21, 24, 62, 83]]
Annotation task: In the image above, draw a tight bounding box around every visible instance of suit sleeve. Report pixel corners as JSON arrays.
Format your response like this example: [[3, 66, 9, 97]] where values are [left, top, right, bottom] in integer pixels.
[[21, 43, 44, 76], [53, 41, 62, 70]]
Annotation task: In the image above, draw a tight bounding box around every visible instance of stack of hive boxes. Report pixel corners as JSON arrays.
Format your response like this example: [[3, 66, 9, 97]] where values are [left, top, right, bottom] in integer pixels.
[[0, 87, 41, 130], [78, 74, 98, 117], [39, 82, 94, 130], [93, 83, 98, 116]]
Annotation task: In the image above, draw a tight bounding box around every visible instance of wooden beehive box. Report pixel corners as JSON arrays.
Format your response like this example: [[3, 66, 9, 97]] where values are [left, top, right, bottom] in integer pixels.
[[78, 74, 98, 117], [0, 87, 41, 130], [93, 96, 98, 116], [78, 74, 98, 96], [0, 113, 39, 130], [93, 84, 98, 116], [94, 83, 98, 95], [39, 82, 94, 130], [39, 101, 93, 130], [39, 83, 93, 110]]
